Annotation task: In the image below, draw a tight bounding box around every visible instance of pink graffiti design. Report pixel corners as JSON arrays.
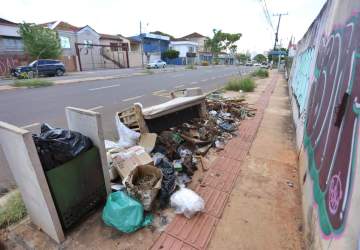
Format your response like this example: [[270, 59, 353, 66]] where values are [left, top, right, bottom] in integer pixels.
[[304, 14, 360, 235], [328, 172, 342, 215]]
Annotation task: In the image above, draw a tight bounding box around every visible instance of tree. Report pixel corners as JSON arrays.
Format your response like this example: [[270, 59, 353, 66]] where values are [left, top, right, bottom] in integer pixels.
[[162, 49, 179, 59], [19, 23, 62, 60], [236, 53, 250, 63], [205, 29, 241, 57], [253, 54, 267, 63]]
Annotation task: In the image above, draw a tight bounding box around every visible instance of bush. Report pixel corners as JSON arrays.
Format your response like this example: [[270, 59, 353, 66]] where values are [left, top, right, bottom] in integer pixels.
[[13, 79, 54, 88], [185, 64, 197, 70], [225, 77, 256, 92], [162, 49, 179, 59], [252, 69, 269, 78], [201, 61, 209, 66], [0, 190, 27, 228]]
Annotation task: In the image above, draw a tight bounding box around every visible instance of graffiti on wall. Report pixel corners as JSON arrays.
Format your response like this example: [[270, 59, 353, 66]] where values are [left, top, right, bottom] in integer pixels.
[[291, 48, 315, 115], [304, 13, 360, 236], [0, 55, 28, 76]]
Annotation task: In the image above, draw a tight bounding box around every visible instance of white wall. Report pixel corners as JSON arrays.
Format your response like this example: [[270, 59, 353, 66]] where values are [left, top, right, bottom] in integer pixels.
[[170, 41, 198, 57]]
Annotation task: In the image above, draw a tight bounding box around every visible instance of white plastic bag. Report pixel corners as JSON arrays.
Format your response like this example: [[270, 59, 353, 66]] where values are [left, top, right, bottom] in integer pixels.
[[115, 115, 140, 148], [170, 187, 205, 218]]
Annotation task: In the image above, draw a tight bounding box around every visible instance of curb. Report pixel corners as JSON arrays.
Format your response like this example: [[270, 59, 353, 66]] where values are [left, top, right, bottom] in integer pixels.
[[0, 65, 235, 93]]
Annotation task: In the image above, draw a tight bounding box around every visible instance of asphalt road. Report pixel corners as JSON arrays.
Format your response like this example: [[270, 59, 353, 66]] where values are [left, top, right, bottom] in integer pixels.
[[0, 65, 253, 139]]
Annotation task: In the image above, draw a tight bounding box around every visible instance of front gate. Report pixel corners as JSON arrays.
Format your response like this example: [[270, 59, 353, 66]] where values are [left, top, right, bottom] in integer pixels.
[[75, 43, 129, 71]]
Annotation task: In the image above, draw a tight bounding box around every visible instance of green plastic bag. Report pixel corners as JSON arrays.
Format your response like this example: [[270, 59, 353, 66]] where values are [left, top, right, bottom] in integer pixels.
[[102, 191, 153, 233]]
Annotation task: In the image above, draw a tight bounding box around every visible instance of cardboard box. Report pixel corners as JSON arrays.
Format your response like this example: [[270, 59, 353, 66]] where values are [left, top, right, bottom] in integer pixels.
[[124, 165, 162, 211], [114, 146, 153, 180]]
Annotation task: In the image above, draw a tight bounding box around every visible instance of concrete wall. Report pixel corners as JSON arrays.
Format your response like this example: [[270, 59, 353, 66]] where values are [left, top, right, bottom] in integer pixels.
[[0, 53, 28, 76], [288, 0, 360, 248], [128, 51, 144, 67], [0, 122, 64, 243]]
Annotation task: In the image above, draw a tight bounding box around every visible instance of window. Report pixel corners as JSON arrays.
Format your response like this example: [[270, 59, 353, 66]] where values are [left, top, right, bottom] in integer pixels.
[[1, 38, 23, 51], [84, 40, 93, 48], [188, 46, 194, 52], [110, 42, 118, 51], [60, 36, 71, 49]]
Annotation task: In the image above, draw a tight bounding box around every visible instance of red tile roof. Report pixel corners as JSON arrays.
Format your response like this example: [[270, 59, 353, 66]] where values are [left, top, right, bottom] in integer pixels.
[[99, 33, 123, 41], [181, 32, 206, 39], [39, 21, 80, 32]]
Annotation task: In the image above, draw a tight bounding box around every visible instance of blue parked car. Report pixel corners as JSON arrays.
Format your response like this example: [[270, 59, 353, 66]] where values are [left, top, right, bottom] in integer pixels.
[[11, 59, 66, 78]]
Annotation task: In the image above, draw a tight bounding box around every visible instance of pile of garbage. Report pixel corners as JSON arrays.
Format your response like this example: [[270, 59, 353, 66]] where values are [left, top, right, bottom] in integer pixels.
[[103, 94, 255, 233]]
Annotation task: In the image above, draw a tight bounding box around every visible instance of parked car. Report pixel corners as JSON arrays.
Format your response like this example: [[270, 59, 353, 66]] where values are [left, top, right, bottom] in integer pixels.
[[146, 60, 167, 69], [11, 59, 66, 78], [253, 63, 261, 67], [260, 63, 270, 69], [245, 61, 253, 66]]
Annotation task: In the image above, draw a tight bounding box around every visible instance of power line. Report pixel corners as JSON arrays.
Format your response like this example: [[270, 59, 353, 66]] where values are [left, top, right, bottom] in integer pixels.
[[259, 0, 274, 32]]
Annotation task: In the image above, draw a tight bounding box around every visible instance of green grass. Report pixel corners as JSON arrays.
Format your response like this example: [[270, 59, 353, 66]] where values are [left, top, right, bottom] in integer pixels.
[[225, 77, 256, 92], [252, 69, 269, 78], [185, 64, 197, 70], [13, 79, 54, 88], [0, 190, 27, 228]]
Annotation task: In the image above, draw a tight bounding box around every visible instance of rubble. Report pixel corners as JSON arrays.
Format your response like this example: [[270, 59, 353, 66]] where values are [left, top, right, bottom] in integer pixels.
[[104, 91, 256, 225]]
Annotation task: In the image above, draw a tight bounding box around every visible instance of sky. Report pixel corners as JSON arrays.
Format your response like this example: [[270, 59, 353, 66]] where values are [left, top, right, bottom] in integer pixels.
[[1, 0, 326, 55]]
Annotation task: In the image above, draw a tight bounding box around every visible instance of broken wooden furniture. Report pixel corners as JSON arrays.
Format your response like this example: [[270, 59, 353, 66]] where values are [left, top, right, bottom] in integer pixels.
[[117, 88, 207, 133]]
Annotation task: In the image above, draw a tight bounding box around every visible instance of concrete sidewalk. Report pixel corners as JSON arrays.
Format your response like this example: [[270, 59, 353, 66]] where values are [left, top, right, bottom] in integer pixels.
[[0, 65, 229, 88], [151, 71, 304, 249], [0, 66, 185, 88]]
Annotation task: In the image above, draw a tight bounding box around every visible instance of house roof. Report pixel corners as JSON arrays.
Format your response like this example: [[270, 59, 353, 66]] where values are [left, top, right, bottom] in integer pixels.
[[150, 31, 175, 40], [181, 32, 206, 39], [0, 18, 19, 26], [40, 21, 80, 32], [100, 33, 123, 41]]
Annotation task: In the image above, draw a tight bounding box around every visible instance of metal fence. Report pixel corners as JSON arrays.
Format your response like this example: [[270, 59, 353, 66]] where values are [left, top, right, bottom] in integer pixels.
[[75, 43, 129, 71]]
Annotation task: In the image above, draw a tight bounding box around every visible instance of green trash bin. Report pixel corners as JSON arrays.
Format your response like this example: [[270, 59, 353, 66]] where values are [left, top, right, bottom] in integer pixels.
[[45, 147, 107, 230]]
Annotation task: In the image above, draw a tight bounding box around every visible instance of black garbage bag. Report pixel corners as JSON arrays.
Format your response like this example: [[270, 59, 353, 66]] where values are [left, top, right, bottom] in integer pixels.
[[33, 123, 93, 171], [153, 153, 176, 208]]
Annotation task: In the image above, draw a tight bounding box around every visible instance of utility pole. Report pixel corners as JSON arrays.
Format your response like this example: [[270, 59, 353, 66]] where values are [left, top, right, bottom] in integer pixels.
[[272, 13, 288, 69], [273, 13, 288, 50], [140, 21, 144, 68]]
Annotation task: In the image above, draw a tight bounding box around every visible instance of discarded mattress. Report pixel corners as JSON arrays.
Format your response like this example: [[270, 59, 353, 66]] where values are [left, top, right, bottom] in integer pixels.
[[141, 95, 205, 119]]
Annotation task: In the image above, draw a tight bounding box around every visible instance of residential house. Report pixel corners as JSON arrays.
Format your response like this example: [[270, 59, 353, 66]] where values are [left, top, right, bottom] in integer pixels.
[[99, 33, 130, 68], [129, 33, 170, 63], [180, 32, 212, 63], [0, 18, 27, 76], [169, 40, 198, 65], [41, 21, 103, 71], [217, 52, 234, 65]]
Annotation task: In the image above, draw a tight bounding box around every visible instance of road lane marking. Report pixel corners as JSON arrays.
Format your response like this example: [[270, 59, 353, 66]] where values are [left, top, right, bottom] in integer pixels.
[[190, 81, 198, 85], [201, 79, 208, 82], [21, 123, 40, 129], [89, 105, 104, 111], [211, 77, 217, 80], [89, 84, 120, 91], [152, 89, 167, 95], [122, 95, 144, 102], [175, 84, 185, 88]]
